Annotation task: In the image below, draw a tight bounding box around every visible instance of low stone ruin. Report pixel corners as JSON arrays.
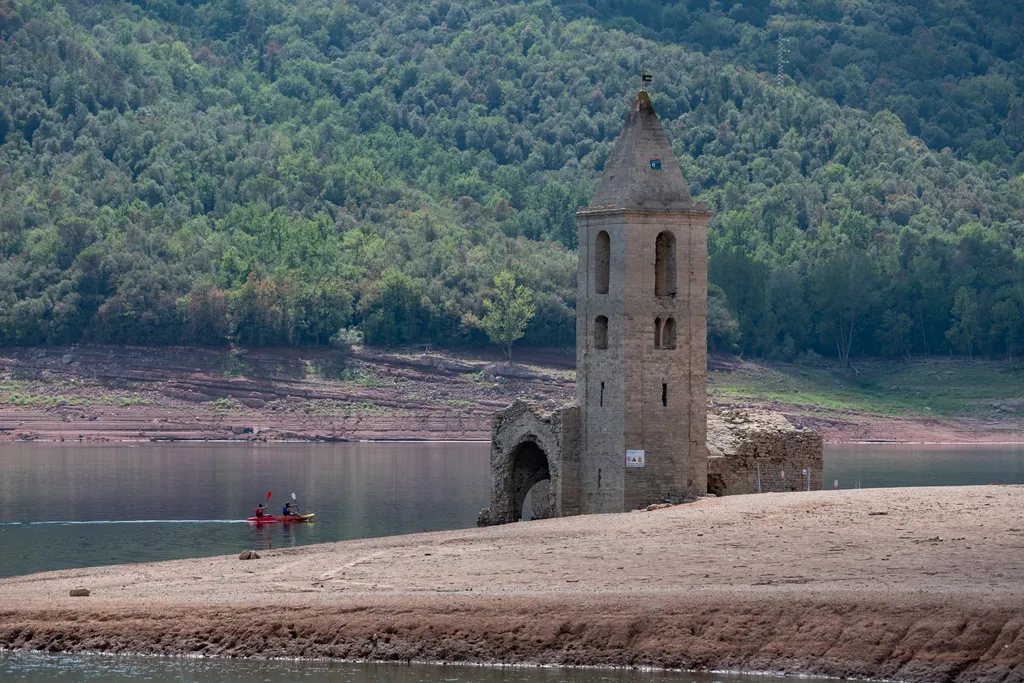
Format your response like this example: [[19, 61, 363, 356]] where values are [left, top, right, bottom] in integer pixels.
[[707, 409, 824, 496], [479, 401, 824, 524]]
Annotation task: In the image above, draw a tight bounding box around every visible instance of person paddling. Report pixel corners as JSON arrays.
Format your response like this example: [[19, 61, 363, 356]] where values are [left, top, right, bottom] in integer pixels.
[[283, 501, 301, 517], [254, 502, 269, 518]]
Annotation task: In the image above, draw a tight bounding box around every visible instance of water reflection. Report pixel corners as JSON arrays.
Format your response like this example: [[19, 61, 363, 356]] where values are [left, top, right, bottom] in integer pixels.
[[0, 651, 827, 683], [824, 443, 1024, 489], [247, 518, 307, 550]]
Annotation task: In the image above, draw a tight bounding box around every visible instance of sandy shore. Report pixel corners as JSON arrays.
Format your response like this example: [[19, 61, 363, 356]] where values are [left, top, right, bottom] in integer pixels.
[[3, 487, 1024, 680]]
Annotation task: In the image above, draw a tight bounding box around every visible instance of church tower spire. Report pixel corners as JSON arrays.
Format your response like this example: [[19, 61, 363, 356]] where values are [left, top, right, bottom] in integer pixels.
[[589, 91, 695, 211], [575, 89, 711, 513]]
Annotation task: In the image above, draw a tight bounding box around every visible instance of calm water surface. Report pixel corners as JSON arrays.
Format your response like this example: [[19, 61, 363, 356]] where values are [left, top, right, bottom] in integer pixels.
[[1, 441, 1023, 578], [0, 652, 832, 683], [825, 443, 1024, 488], [0, 442, 488, 578]]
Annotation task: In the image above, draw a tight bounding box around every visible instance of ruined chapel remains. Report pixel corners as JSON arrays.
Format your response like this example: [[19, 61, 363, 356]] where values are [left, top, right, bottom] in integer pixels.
[[478, 90, 823, 525]]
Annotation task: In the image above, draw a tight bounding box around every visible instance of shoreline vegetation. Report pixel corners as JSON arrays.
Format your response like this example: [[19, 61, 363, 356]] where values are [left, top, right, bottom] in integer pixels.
[[1, 345, 1022, 444], [1, 487, 1022, 681]]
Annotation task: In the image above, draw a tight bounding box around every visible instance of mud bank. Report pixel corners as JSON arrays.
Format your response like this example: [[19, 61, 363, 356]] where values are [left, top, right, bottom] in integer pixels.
[[3, 345, 1022, 444], [2, 487, 1023, 681], [3, 595, 1021, 682]]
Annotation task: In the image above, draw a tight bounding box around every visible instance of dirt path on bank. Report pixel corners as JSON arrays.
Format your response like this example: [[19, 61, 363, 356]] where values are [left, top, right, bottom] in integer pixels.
[[3, 487, 1023, 681]]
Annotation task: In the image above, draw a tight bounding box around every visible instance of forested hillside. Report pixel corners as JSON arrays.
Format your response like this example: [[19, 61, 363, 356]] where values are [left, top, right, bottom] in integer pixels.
[[0, 0, 1022, 362], [558, 0, 1024, 168]]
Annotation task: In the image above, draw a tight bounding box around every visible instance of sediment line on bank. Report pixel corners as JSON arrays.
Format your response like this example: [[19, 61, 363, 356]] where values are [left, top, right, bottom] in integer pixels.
[[2, 595, 1022, 682]]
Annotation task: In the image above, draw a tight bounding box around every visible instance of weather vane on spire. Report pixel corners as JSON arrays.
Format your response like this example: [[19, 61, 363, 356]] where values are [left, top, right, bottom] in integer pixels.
[[640, 68, 653, 92]]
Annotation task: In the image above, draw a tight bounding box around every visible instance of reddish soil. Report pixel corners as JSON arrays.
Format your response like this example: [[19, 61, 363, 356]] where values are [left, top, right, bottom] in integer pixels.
[[0, 345, 1020, 443], [0, 345, 571, 442]]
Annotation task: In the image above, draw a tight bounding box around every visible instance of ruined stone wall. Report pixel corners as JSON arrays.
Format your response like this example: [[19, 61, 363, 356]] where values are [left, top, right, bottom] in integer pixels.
[[482, 402, 825, 525], [478, 400, 579, 525], [706, 409, 824, 496]]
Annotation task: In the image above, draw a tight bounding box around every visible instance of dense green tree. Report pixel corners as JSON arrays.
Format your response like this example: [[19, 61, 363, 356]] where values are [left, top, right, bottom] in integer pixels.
[[358, 269, 433, 348], [478, 271, 536, 361], [706, 283, 740, 354], [809, 249, 878, 367], [947, 287, 981, 357], [180, 281, 230, 346], [877, 311, 914, 360], [558, 0, 1024, 169]]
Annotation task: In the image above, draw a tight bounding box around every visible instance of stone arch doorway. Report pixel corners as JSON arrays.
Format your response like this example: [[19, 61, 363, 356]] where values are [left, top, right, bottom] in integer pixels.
[[511, 440, 551, 522], [479, 400, 577, 527]]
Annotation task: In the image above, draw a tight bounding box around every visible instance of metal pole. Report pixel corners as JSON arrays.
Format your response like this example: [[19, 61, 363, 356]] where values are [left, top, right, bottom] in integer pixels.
[[756, 461, 761, 494]]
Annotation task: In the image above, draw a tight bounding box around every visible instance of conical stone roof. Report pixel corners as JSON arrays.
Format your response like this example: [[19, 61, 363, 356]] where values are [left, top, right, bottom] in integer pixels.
[[585, 91, 695, 212]]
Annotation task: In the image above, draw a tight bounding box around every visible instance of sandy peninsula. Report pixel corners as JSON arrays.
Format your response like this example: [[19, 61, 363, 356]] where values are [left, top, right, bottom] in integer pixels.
[[2, 486, 1023, 681]]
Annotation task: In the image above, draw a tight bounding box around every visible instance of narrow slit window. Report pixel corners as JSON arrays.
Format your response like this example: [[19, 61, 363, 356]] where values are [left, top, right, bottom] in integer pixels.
[[654, 231, 677, 297], [595, 230, 610, 295], [662, 383, 668, 407], [600, 381, 605, 407], [594, 315, 608, 350], [654, 317, 663, 348], [662, 317, 676, 349]]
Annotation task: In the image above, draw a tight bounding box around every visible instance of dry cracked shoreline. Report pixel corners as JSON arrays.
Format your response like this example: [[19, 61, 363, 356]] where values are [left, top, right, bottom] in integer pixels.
[[2, 487, 1024, 682]]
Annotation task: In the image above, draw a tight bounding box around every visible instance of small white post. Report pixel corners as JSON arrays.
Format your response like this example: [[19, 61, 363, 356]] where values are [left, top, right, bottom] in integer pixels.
[[756, 461, 762, 493]]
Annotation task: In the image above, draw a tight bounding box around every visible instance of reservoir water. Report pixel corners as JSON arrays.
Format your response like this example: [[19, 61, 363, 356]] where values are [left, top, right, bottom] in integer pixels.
[[2, 441, 1024, 578], [0, 651, 830, 683]]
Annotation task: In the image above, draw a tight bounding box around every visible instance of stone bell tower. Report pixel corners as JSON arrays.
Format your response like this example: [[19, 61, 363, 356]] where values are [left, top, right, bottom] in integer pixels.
[[479, 89, 816, 527], [575, 90, 710, 513]]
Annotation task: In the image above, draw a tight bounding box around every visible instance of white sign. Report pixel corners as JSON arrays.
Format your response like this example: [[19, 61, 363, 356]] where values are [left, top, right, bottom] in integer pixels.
[[626, 450, 645, 467]]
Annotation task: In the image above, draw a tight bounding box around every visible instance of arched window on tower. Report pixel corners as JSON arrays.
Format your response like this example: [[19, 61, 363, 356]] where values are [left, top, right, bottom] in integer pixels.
[[662, 317, 677, 349], [654, 231, 676, 297], [654, 317, 663, 348], [595, 231, 610, 295], [594, 316, 608, 350]]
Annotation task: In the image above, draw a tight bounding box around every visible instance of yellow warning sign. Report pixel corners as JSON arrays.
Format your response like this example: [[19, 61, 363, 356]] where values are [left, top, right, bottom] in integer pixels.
[[625, 450, 645, 467]]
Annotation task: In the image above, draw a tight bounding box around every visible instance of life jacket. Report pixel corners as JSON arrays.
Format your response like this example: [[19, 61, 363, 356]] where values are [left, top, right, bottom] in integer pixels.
[[254, 506, 266, 517], [283, 505, 291, 516]]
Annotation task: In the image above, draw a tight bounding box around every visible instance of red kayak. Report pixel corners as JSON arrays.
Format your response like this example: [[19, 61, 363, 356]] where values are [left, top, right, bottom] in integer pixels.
[[246, 513, 315, 523]]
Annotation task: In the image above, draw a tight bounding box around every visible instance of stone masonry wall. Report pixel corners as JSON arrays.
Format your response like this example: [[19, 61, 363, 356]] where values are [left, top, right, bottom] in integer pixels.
[[482, 402, 825, 524], [576, 209, 710, 513], [623, 210, 709, 509], [706, 409, 824, 496], [478, 400, 580, 525], [576, 213, 628, 514]]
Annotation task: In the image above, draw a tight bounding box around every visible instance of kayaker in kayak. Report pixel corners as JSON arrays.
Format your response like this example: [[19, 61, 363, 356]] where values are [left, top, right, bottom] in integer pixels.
[[253, 503, 269, 518], [283, 501, 301, 517]]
